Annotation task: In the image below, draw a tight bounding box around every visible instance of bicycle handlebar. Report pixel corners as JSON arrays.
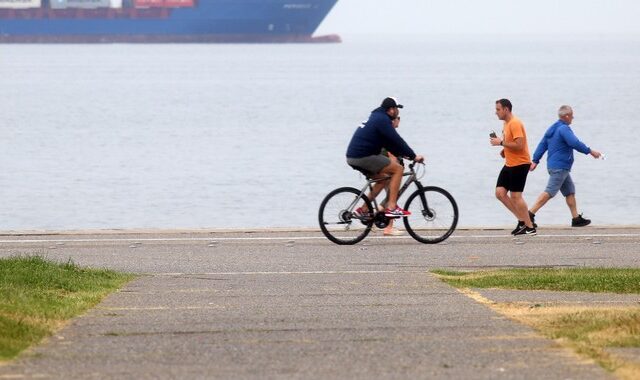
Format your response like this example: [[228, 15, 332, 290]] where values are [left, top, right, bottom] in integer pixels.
[[408, 161, 425, 170]]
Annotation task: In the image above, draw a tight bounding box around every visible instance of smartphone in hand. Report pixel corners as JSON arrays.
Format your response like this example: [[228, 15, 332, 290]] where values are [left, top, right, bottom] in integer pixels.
[[489, 131, 497, 138]]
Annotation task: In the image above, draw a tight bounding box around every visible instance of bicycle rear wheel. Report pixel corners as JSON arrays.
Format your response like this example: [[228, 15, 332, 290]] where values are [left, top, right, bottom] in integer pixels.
[[403, 186, 458, 244], [319, 187, 373, 245]]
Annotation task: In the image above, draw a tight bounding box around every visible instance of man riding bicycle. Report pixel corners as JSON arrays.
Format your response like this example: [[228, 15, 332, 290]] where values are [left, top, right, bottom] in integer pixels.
[[346, 97, 425, 217]]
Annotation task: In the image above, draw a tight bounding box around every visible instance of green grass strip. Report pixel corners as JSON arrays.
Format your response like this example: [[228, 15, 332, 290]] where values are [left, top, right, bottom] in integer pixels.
[[0, 256, 135, 360], [431, 268, 640, 293]]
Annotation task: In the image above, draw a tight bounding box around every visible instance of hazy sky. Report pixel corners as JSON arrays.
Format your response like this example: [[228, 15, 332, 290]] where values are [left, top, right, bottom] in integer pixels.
[[316, 0, 640, 36]]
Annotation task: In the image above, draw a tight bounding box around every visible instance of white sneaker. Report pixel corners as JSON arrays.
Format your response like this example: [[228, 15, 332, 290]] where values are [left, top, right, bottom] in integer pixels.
[[385, 206, 411, 218]]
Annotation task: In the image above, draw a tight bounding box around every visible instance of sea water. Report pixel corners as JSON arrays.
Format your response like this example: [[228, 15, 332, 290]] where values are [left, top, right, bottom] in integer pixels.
[[2, 35, 639, 230]]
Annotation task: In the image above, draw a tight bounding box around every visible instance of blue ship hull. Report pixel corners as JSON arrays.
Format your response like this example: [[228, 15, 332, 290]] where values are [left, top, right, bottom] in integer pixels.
[[0, 0, 340, 43]]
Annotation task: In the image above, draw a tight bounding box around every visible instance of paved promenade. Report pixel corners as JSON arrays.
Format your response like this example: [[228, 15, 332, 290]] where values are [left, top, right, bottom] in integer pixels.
[[1, 227, 639, 379]]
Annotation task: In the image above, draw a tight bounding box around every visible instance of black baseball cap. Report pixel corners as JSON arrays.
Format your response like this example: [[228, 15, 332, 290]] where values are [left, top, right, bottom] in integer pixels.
[[381, 97, 404, 109]]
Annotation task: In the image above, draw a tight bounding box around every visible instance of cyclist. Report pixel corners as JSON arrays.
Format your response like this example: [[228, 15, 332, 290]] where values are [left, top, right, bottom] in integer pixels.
[[346, 97, 424, 217]]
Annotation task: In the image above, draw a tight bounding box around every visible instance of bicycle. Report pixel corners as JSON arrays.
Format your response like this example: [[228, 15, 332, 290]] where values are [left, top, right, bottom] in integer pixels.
[[318, 162, 458, 245]]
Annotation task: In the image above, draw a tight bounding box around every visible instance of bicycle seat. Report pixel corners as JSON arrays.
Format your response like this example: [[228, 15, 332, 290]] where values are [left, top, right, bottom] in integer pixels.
[[349, 164, 375, 178]]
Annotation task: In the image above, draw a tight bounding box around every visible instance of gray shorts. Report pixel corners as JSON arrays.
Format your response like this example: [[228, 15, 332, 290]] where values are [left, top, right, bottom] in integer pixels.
[[346, 154, 390, 176], [545, 168, 576, 197]]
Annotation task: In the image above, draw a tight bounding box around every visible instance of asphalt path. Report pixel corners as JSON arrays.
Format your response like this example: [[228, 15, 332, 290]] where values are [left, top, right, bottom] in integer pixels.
[[1, 227, 638, 379]]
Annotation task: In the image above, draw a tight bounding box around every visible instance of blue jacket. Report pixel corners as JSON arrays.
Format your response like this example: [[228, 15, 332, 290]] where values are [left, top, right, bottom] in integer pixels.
[[532, 120, 591, 170], [346, 107, 416, 160]]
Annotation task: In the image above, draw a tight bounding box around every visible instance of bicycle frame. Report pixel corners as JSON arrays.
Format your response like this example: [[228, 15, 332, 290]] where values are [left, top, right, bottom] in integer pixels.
[[349, 163, 433, 219], [320, 161, 458, 245]]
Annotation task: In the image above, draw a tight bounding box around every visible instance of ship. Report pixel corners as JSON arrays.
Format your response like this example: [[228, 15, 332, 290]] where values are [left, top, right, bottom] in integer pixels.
[[0, 0, 340, 43]]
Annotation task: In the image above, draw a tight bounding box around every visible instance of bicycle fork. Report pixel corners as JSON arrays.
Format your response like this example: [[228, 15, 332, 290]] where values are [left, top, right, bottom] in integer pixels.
[[415, 181, 435, 219]]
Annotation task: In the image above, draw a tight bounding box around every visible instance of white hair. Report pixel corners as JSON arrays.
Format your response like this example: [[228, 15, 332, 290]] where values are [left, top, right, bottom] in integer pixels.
[[558, 105, 573, 117]]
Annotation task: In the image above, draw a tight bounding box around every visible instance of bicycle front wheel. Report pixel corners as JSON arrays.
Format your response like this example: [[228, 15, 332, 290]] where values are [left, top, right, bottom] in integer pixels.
[[319, 187, 373, 245], [403, 186, 458, 244]]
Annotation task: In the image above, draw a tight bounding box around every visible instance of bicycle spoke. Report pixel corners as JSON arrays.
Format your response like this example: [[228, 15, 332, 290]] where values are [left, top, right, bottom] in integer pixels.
[[319, 187, 373, 245], [403, 187, 458, 244]]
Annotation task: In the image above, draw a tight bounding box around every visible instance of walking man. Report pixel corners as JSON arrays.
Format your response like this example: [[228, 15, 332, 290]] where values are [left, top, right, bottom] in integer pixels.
[[528, 105, 602, 227], [490, 99, 536, 235]]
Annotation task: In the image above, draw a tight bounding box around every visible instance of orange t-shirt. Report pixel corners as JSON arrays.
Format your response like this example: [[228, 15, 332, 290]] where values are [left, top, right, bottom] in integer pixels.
[[503, 116, 531, 167]]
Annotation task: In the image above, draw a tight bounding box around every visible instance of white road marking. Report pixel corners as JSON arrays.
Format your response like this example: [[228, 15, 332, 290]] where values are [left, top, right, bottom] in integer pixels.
[[153, 270, 430, 276], [0, 233, 638, 244]]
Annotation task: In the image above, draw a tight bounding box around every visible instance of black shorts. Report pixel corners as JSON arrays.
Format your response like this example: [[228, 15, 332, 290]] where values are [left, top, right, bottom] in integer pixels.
[[496, 164, 531, 192]]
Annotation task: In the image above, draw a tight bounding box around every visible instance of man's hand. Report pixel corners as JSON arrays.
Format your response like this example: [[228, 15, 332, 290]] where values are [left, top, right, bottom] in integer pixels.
[[490, 137, 502, 146], [590, 149, 602, 159], [530, 162, 537, 171], [414, 155, 425, 163]]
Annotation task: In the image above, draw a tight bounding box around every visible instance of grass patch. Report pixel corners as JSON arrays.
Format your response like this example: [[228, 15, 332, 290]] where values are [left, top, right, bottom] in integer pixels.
[[430, 269, 468, 277], [0, 255, 135, 361], [432, 267, 640, 293], [545, 308, 640, 348], [494, 304, 640, 379], [432, 268, 640, 379]]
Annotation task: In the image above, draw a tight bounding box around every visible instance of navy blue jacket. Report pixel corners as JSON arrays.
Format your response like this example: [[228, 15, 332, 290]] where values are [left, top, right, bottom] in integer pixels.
[[346, 107, 416, 160], [532, 120, 591, 170]]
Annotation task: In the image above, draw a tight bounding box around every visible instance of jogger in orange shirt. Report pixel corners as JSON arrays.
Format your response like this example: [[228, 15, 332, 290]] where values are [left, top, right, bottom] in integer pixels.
[[490, 99, 536, 236]]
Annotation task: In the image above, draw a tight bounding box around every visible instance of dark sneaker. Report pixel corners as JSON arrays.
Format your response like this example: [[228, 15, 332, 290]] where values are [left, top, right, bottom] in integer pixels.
[[528, 211, 538, 228], [385, 206, 411, 218], [572, 214, 591, 227], [511, 221, 525, 235], [514, 226, 537, 236]]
